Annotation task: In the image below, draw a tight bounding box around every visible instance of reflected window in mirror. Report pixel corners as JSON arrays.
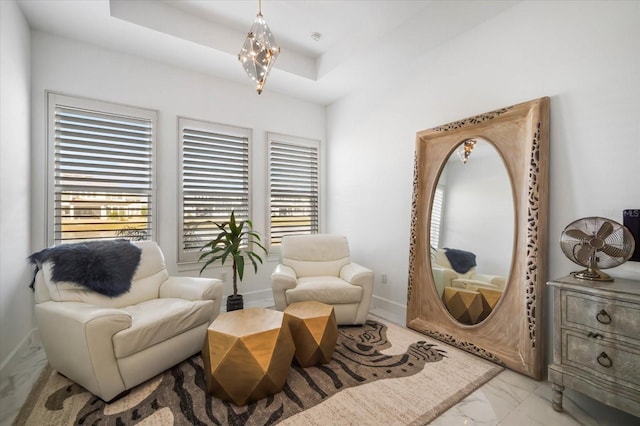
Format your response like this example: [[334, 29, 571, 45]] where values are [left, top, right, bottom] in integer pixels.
[[430, 185, 445, 248]]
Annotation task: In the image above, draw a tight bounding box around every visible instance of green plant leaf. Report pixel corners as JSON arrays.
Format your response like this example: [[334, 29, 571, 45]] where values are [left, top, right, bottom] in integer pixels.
[[252, 239, 267, 255], [247, 251, 263, 272], [220, 245, 233, 266], [236, 255, 245, 281]]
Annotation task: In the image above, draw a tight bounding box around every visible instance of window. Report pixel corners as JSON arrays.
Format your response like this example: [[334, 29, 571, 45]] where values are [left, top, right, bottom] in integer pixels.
[[430, 185, 445, 248], [47, 93, 157, 245], [268, 133, 319, 246], [179, 118, 251, 262]]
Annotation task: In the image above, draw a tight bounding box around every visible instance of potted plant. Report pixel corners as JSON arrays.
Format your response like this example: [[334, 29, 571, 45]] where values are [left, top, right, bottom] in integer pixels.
[[198, 210, 267, 311]]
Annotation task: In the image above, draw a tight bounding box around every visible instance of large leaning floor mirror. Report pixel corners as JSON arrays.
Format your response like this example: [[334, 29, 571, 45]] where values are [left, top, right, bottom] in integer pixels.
[[407, 97, 549, 379]]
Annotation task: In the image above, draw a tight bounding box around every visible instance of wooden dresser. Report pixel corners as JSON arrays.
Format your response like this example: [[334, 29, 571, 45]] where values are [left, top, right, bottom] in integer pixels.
[[547, 275, 640, 418]]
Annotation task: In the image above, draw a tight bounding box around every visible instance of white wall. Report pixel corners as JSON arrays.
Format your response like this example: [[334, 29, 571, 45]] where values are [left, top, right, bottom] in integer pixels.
[[0, 0, 33, 367], [29, 31, 326, 300], [327, 1, 640, 325]]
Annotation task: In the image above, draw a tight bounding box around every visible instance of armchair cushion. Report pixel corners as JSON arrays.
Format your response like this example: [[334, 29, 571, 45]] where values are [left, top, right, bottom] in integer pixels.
[[286, 277, 363, 305]]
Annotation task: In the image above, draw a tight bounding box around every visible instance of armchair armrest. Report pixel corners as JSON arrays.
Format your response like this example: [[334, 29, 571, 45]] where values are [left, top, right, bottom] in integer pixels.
[[35, 301, 131, 400], [271, 264, 297, 289], [160, 276, 223, 301], [340, 262, 374, 325], [470, 273, 506, 290], [161, 276, 224, 319], [451, 278, 498, 292], [431, 267, 457, 297], [340, 262, 374, 287], [271, 264, 297, 311]]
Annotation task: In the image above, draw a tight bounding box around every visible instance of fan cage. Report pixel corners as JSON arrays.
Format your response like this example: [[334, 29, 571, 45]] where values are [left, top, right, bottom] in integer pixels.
[[560, 216, 635, 269]]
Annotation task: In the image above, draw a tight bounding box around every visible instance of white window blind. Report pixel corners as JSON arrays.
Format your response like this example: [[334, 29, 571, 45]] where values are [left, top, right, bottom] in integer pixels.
[[48, 93, 156, 244], [179, 118, 250, 262], [268, 133, 319, 246], [430, 185, 445, 248]]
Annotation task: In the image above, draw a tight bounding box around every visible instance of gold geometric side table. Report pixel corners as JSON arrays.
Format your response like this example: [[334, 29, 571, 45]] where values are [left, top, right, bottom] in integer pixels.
[[477, 287, 503, 322], [202, 307, 295, 406], [284, 301, 338, 367], [442, 286, 483, 325]]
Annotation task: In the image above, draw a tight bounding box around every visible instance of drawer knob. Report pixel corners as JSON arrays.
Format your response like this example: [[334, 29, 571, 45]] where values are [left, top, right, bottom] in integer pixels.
[[597, 352, 613, 368], [596, 309, 612, 324]]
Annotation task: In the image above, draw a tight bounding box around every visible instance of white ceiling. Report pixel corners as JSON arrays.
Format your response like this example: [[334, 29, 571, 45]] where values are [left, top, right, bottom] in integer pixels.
[[17, 0, 518, 105]]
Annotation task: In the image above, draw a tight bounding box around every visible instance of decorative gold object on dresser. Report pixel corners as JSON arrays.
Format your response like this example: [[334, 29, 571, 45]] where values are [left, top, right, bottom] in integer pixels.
[[548, 275, 640, 418], [407, 97, 550, 379]]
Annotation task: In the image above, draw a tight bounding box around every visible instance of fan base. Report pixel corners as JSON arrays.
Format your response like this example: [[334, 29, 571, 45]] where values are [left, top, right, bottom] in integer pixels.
[[572, 268, 614, 282]]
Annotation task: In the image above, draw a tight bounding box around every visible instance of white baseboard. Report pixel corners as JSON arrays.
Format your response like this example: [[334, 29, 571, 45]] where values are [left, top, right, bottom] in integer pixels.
[[370, 295, 407, 323]]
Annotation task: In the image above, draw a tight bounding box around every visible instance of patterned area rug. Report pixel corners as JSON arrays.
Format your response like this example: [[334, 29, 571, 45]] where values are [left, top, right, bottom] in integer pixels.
[[15, 319, 502, 425]]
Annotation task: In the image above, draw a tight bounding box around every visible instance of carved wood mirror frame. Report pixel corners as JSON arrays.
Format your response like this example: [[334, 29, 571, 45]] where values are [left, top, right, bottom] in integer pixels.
[[407, 97, 549, 379]]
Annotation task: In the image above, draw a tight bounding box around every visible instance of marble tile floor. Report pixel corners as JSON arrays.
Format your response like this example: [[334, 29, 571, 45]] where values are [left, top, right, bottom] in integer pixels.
[[1, 308, 638, 425], [0, 331, 48, 426]]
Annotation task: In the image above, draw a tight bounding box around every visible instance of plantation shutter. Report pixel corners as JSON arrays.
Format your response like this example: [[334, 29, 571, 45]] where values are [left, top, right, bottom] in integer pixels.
[[269, 134, 319, 246], [430, 186, 445, 248], [179, 118, 250, 261], [49, 94, 156, 244]]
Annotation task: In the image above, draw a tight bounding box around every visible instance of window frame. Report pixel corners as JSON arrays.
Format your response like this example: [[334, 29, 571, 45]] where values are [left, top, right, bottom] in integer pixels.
[[46, 92, 158, 246], [266, 132, 321, 251], [177, 117, 253, 264]]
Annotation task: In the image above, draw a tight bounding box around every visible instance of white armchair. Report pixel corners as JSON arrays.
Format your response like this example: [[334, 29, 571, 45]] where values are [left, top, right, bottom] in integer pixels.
[[32, 241, 223, 401], [431, 248, 505, 297], [271, 234, 373, 325]]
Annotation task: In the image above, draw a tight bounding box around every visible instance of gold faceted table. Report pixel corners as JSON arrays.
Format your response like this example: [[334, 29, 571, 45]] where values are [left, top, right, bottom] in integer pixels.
[[202, 307, 295, 406], [284, 301, 338, 367], [478, 287, 503, 322], [443, 287, 483, 325]]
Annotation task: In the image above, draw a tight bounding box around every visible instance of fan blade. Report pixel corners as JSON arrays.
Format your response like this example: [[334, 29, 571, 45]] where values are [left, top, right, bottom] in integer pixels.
[[596, 221, 614, 239], [566, 229, 590, 241], [600, 243, 627, 258], [576, 244, 594, 264]]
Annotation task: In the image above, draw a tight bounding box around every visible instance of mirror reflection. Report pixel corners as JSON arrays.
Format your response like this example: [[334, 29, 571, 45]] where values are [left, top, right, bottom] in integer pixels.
[[430, 138, 514, 325]]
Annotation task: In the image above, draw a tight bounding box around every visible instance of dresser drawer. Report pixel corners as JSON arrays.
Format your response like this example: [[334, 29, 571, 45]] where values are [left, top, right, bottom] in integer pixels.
[[562, 330, 640, 388], [563, 290, 639, 341]]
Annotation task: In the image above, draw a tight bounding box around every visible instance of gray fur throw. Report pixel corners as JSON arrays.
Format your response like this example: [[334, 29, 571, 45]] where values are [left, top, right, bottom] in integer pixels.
[[28, 239, 141, 297]]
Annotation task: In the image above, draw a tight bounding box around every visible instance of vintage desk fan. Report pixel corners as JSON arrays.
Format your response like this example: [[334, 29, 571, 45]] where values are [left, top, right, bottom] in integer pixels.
[[560, 216, 635, 281]]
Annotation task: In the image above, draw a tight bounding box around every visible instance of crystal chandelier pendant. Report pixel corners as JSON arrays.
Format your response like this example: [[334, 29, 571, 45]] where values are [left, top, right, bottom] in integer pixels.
[[457, 139, 477, 164], [238, 11, 280, 94]]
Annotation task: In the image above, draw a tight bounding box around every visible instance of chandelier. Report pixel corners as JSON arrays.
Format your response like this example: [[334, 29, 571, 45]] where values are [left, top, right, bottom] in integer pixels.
[[457, 139, 477, 164], [238, 0, 280, 94]]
